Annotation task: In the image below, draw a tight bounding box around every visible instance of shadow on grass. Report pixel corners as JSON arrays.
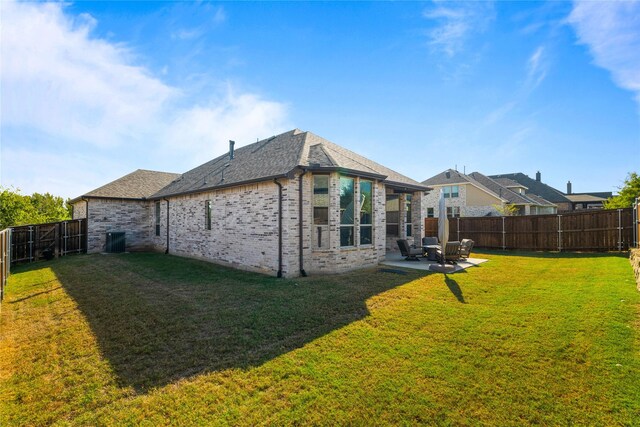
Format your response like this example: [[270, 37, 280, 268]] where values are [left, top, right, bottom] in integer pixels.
[[444, 274, 465, 303], [50, 253, 423, 392], [473, 249, 630, 260]]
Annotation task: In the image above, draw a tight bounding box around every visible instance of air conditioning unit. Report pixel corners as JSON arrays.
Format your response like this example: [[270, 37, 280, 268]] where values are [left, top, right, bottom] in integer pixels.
[[105, 232, 125, 253]]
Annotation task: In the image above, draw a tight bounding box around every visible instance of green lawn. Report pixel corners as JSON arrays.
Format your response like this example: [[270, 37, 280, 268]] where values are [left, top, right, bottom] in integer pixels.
[[1, 251, 638, 425]]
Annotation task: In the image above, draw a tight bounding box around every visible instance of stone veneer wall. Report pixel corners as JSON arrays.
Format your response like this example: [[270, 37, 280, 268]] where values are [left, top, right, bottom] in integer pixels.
[[384, 189, 427, 252], [151, 180, 290, 277], [79, 172, 420, 277], [306, 172, 386, 275], [630, 248, 640, 291], [72, 201, 87, 220], [423, 184, 499, 218], [84, 199, 152, 253]]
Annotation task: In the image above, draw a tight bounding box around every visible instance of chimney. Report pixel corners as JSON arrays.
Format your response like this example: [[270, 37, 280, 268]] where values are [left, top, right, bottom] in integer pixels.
[[567, 180, 572, 195], [229, 140, 235, 160], [536, 171, 541, 182]]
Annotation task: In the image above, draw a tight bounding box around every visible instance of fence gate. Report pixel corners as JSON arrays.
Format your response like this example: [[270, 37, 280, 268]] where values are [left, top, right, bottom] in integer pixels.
[[10, 219, 86, 265]]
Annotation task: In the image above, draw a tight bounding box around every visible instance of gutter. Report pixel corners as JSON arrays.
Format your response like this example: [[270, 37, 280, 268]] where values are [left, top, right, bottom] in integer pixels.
[[81, 197, 89, 253], [274, 179, 283, 278], [298, 168, 307, 277], [163, 198, 170, 254]]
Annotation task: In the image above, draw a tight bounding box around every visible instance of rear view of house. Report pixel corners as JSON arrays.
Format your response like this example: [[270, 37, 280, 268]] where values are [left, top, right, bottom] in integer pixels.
[[72, 129, 429, 277]]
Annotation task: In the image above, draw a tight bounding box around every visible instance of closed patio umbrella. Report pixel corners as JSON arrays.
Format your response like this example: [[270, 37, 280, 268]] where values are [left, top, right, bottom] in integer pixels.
[[438, 188, 449, 266]]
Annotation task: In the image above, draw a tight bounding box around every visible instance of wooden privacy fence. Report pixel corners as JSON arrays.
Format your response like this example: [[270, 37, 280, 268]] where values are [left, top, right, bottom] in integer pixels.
[[1, 228, 10, 301], [425, 208, 634, 251], [10, 219, 87, 265]]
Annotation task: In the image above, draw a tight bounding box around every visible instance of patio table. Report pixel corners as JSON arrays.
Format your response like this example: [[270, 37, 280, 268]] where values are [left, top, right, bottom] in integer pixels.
[[423, 244, 440, 261]]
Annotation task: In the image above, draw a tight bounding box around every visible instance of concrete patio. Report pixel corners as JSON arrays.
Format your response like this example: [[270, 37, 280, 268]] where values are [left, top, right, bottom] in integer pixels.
[[381, 252, 488, 273]]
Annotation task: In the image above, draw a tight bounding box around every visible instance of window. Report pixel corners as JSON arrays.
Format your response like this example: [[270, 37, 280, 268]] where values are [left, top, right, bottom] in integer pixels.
[[155, 202, 161, 236], [447, 206, 461, 217], [360, 180, 373, 245], [313, 175, 329, 249], [405, 194, 412, 237], [205, 200, 212, 230], [443, 185, 459, 198], [427, 207, 434, 218], [340, 177, 355, 246], [386, 195, 400, 236]]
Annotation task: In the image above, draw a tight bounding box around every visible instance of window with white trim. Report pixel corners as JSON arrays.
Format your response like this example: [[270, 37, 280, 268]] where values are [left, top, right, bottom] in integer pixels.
[[360, 180, 373, 245], [313, 175, 330, 249], [339, 177, 355, 247], [205, 200, 212, 230], [405, 194, 412, 237], [443, 185, 459, 198], [447, 206, 461, 217], [155, 202, 161, 236]]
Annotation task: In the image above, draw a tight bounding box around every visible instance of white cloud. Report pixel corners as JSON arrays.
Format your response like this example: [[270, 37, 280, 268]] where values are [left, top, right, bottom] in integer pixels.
[[160, 90, 288, 166], [568, 0, 640, 105], [1, 1, 176, 148], [526, 46, 548, 90], [0, 1, 289, 198], [423, 1, 495, 57]]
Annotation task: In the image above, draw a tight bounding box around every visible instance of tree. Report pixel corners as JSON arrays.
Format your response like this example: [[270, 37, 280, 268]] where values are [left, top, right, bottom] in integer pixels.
[[0, 187, 71, 229], [603, 172, 640, 209], [493, 203, 519, 216]]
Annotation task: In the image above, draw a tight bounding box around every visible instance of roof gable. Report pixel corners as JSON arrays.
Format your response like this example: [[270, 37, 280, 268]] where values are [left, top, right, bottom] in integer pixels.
[[77, 169, 180, 201], [488, 173, 570, 203], [152, 129, 428, 198], [421, 169, 473, 186]]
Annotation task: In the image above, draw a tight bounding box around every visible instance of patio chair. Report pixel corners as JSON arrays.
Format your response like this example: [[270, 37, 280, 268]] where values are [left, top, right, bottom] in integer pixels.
[[459, 239, 474, 259], [436, 241, 461, 264], [397, 239, 423, 261], [422, 236, 438, 246], [421, 236, 439, 260]]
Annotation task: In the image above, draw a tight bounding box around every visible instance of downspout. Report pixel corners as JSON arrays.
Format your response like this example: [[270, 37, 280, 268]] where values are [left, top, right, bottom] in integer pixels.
[[163, 198, 170, 254], [81, 197, 89, 254], [274, 179, 283, 278], [299, 168, 308, 277]]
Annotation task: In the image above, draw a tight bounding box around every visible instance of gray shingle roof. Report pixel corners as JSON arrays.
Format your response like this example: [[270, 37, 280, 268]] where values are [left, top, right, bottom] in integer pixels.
[[421, 169, 474, 186], [152, 129, 427, 198], [76, 169, 180, 201], [488, 173, 570, 203]]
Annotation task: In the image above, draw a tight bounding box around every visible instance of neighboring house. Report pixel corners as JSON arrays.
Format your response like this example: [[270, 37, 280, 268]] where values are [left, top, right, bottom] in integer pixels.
[[71, 129, 430, 278], [564, 181, 612, 210], [421, 169, 557, 217], [488, 172, 572, 211], [489, 172, 613, 212]]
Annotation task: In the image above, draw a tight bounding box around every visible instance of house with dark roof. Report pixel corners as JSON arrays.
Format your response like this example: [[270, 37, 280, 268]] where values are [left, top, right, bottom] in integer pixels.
[[71, 129, 430, 277], [488, 172, 613, 212], [421, 169, 556, 217], [488, 171, 571, 211]]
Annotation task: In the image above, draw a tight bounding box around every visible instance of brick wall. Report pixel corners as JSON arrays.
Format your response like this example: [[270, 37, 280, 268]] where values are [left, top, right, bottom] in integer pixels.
[[152, 181, 284, 276], [72, 201, 87, 220], [79, 172, 423, 277], [84, 199, 151, 253], [306, 173, 386, 275], [424, 185, 499, 218]]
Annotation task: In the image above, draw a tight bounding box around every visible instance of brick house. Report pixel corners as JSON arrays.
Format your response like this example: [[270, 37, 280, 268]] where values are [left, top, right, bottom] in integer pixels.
[[421, 169, 556, 217], [71, 129, 430, 277]]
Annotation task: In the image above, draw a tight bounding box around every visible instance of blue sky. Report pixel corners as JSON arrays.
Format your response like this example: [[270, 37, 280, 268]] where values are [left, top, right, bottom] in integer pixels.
[[1, 0, 639, 199]]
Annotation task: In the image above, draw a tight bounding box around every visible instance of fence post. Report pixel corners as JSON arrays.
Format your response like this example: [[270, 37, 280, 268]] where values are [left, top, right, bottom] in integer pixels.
[[618, 209, 622, 252], [457, 217, 460, 242], [502, 216, 506, 250], [29, 226, 34, 262], [558, 215, 562, 252]]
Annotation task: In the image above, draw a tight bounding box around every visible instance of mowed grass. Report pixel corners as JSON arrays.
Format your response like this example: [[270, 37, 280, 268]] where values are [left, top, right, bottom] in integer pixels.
[[1, 251, 638, 426]]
